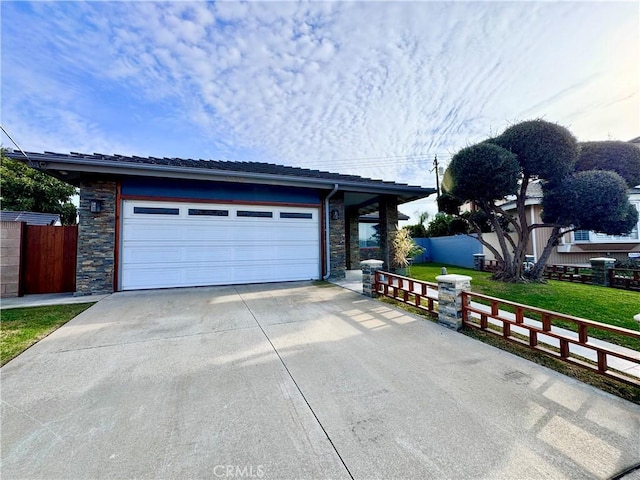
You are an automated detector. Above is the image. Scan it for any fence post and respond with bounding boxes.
[361,259,384,297]
[436,274,472,330]
[590,257,616,287]
[473,254,485,271]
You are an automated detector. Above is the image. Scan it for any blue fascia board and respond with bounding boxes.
[121,177,321,204]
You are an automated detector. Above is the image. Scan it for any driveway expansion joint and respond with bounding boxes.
[234,287,355,480]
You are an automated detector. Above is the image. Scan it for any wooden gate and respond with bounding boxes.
[22,225,78,294]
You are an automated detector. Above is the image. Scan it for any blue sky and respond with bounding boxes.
[1,1,638,218]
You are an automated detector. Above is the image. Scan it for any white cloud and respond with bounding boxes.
[2,0,638,198]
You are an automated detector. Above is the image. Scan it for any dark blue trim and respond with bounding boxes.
[121,177,321,204]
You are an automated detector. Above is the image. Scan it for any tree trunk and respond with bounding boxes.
[528,225,563,280]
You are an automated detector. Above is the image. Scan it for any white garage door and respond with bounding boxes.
[121,200,320,290]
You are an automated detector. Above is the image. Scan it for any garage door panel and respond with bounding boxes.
[122,246,184,264]
[182,246,235,262]
[123,224,183,242]
[121,200,320,290]
[185,225,234,241]
[122,267,184,289]
[184,266,233,284]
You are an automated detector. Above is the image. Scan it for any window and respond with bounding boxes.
[573,230,590,242]
[133,207,179,215]
[359,223,380,247]
[280,212,313,219]
[188,209,228,216]
[237,211,273,218]
[572,202,640,242]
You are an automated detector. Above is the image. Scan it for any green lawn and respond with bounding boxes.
[408,263,640,350]
[0,303,94,366]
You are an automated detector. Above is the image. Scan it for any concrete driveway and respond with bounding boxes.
[1,282,639,479]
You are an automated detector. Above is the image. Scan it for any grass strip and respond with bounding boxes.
[1,303,95,366]
[409,263,640,350]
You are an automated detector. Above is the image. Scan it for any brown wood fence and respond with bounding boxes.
[373,271,640,387]
[22,225,78,294]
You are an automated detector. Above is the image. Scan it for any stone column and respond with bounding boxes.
[473,253,485,271]
[436,274,472,330]
[590,257,616,287]
[361,259,384,297]
[345,210,360,270]
[76,179,117,295]
[328,193,346,279]
[378,196,398,271]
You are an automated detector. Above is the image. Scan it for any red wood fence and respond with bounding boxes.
[543,265,593,283]
[22,225,78,294]
[609,269,640,292]
[374,271,438,316]
[462,291,640,386]
[483,260,640,291]
[373,271,640,387]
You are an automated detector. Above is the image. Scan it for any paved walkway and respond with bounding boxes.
[0,292,109,310]
[2,282,639,479]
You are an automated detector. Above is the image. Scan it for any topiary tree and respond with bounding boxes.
[574,141,640,188]
[443,119,638,282]
[530,169,639,278]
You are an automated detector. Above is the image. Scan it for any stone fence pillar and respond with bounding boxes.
[473,254,485,271]
[436,274,472,330]
[361,259,384,297]
[590,257,616,287]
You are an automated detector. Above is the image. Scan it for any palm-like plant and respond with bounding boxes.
[392,228,422,268]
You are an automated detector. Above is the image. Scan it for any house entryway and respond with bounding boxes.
[329,269,363,293]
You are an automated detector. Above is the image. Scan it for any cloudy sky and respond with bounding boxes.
[1,1,638,218]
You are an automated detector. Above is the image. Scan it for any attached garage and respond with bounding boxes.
[121,200,320,290]
[5,150,434,295]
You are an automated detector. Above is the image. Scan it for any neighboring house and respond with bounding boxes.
[485,181,640,265]
[0,211,61,226]
[5,151,434,295]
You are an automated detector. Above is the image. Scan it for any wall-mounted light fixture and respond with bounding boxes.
[331,209,340,220]
[89,199,104,214]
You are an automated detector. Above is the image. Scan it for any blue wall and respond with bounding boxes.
[413,235,483,269]
[121,177,321,205]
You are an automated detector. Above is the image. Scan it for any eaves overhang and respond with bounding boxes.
[6,151,435,204]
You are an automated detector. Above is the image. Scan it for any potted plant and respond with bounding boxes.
[392,228,423,275]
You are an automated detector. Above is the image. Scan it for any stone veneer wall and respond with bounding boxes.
[360,247,381,262]
[346,212,359,269]
[76,180,117,295]
[1,221,23,297]
[436,274,472,330]
[378,196,398,271]
[361,259,384,297]
[590,257,616,287]
[328,193,346,279]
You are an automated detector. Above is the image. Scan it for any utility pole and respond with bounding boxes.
[431,154,440,198]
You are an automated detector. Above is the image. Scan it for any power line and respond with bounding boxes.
[321,152,453,162]
[314,155,452,170]
[0,125,29,160]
